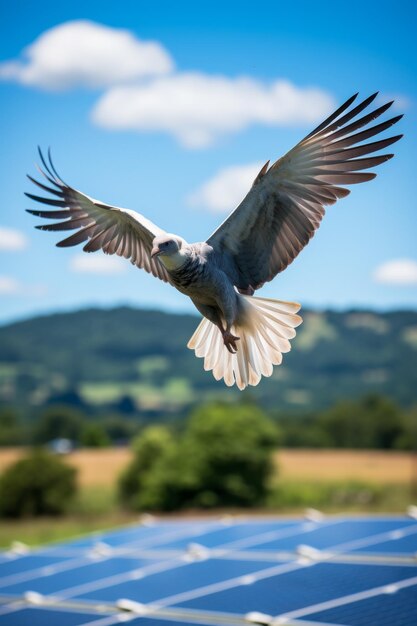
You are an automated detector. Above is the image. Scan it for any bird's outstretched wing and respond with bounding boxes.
[207,93,403,295]
[26,149,172,283]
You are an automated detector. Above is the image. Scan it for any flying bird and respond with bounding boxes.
[26,93,402,390]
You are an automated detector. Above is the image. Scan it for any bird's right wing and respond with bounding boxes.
[26,149,173,284]
[207,93,403,294]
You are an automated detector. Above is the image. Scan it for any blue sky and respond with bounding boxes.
[0,0,416,323]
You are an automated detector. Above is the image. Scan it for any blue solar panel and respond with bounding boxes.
[307,585,417,626]
[351,533,417,556]
[0,555,74,580]
[126,618,244,626]
[0,556,157,597]
[174,562,417,616]
[0,608,244,626]
[0,607,107,626]
[0,515,416,626]
[58,520,212,549]
[75,557,280,604]
[241,519,417,552]
[156,520,300,550]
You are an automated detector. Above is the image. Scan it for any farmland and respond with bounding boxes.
[0,447,414,487]
[275,449,415,484]
[0,447,414,547]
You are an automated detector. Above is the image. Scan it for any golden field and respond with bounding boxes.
[0,447,414,487]
[275,449,415,485]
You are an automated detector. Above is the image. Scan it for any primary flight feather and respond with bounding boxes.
[26,93,403,390]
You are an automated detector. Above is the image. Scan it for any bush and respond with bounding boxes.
[179,402,279,507]
[0,450,77,517]
[317,394,406,449]
[80,423,110,448]
[119,402,279,511]
[0,408,23,446]
[103,416,140,444]
[34,406,84,444]
[118,426,175,510]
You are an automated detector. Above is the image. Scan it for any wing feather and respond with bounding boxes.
[207,94,402,293]
[26,149,172,284]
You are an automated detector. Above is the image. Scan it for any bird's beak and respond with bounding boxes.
[151,246,161,258]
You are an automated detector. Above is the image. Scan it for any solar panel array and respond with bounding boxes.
[1,514,416,626]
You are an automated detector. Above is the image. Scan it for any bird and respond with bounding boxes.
[26,93,403,390]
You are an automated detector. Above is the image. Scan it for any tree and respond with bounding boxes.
[80,423,110,448]
[318,394,405,449]
[34,405,83,443]
[277,415,331,448]
[118,402,279,511]
[181,402,279,507]
[0,450,77,517]
[118,426,175,510]
[103,415,140,444]
[395,405,417,451]
[361,395,406,449]
[0,408,23,446]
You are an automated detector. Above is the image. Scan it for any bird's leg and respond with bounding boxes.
[190,299,240,353]
[215,294,241,354]
[222,327,240,354]
[211,319,239,353]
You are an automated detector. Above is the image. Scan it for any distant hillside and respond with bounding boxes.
[0,306,416,416]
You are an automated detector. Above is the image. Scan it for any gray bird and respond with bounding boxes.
[26,93,402,390]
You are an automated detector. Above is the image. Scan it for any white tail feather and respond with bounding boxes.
[187,295,302,390]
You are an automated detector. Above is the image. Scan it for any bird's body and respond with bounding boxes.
[167,242,238,326]
[26,93,403,389]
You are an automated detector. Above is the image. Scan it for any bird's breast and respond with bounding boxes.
[169,257,209,294]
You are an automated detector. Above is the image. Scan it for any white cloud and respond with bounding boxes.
[374,259,417,286]
[0,276,21,295]
[0,20,173,90]
[188,162,264,212]
[0,227,27,251]
[0,276,47,297]
[388,94,412,111]
[1,24,335,148]
[92,73,335,148]
[70,253,126,274]
[376,92,412,112]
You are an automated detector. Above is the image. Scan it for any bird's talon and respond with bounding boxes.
[223,332,240,353]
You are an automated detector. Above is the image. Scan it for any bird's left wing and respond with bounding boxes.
[206,93,403,294]
[26,149,172,284]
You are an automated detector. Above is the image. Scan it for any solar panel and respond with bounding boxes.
[302,583,417,626]
[0,608,109,626]
[228,519,417,553]
[350,531,417,556]
[151,520,300,551]
[173,562,417,616]
[0,515,416,626]
[0,555,75,579]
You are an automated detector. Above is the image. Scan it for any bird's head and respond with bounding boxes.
[151,235,188,270]
[151,235,183,258]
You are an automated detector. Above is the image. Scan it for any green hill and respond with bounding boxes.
[0,306,416,416]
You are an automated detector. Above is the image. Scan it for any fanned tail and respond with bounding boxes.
[187,295,302,390]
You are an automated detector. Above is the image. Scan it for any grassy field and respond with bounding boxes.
[0,447,415,548]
